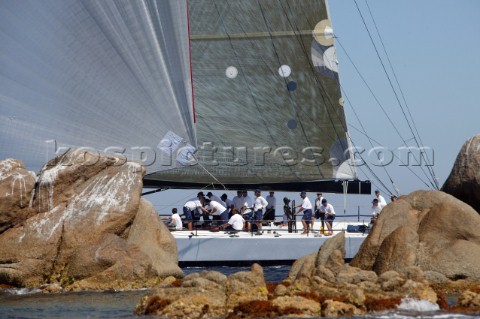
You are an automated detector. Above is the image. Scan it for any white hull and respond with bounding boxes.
[172,221,368,264]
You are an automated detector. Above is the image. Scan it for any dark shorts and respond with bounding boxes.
[315,210,325,220]
[302,209,312,224]
[264,208,275,221]
[219,210,229,222]
[326,213,335,226]
[243,209,253,221]
[253,209,263,222]
[183,206,194,221]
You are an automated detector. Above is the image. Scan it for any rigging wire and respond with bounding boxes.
[335,37,435,190]
[352,0,438,189]
[255,0,331,179]
[363,0,439,189]
[275,0,357,178]
[345,99,433,190]
[279,1,352,145]
[187,0,299,187]
[219,0,325,181]
[280,0,394,191]
[280,0,432,194]
[339,87,396,194]
[281,0,434,193]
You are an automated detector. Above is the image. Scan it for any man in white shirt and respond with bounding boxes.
[248,189,268,232]
[264,191,276,223]
[294,191,313,234]
[207,192,226,207]
[219,208,245,231]
[165,208,183,230]
[319,198,335,236]
[183,194,203,230]
[371,198,382,223]
[200,198,228,225]
[241,190,254,218]
[375,190,387,209]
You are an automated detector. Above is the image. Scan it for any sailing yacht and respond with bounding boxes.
[0,0,372,263]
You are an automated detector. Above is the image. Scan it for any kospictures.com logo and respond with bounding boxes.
[45,140,434,168]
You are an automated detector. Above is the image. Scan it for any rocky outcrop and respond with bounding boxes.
[137,234,466,318]
[442,135,480,213]
[0,151,181,289]
[351,190,480,280]
[0,159,36,233]
[288,232,377,286]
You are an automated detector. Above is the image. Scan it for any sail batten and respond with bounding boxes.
[190,30,328,41]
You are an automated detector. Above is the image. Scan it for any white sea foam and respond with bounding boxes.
[376,312,480,319]
[3,287,42,295]
[375,314,477,319]
[370,298,480,319]
[397,298,440,312]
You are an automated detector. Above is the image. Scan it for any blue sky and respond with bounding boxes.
[146,0,480,216]
[328,0,480,192]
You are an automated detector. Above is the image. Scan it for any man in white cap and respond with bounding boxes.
[295,191,313,234]
[248,189,268,232]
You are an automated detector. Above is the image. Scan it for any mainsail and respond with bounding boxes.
[0,0,370,193]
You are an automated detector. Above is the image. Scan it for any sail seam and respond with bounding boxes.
[186,0,196,125]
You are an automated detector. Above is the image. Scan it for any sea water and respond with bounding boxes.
[1,265,479,319]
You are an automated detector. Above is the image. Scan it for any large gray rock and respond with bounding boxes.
[0,151,181,288]
[288,232,376,287]
[0,159,36,234]
[351,190,480,280]
[442,135,480,213]
[287,232,346,282]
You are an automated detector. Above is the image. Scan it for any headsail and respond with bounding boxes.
[0,0,195,175]
[0,0,370,193]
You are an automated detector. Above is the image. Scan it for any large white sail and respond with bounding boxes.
[0,0,194,175]
[0,0,369,193]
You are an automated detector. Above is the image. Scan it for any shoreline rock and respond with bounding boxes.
[0,151,181,290]
[442,134,480,214]
[134,264,480,318]
[351,190,480,280]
